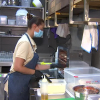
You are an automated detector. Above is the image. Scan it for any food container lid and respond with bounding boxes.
[0,16,7,18]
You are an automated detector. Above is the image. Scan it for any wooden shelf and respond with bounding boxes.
[0,25,27,28]
[0,6,43,10]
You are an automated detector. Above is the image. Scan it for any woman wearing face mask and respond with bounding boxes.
[5,13,66,100]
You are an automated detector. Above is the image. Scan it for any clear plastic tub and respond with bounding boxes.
[69,61,89,68]
[88,94,100,100]
[21,0,31,7]
[16,9,28,26]
[64,67,100,95]
[8,19,15,25]
[16,16,27,26]
[0,16,7,25]
[39,79,66,95]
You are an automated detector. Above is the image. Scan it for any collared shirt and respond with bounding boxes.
[10,33,37,72]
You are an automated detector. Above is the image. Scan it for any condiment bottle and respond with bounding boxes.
[41,75,48,100]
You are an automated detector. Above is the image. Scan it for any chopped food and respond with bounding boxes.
[74,85,99,94]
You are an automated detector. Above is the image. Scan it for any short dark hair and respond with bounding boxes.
[27,13,44,29]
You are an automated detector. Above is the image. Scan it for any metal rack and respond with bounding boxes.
[0,5,43,10]
[69,0,100,24]
[0,6,44,37]
[44,0,69,28]
[45,0,83,28]
[45,0,100,27]
[0,6,44,19]
[0,25,27,28]
[45,12,69,27]
[0,35,21,38]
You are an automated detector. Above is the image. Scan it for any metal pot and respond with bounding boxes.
[73,85,100,100]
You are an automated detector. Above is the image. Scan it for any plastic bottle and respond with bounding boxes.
[41,75,48,100]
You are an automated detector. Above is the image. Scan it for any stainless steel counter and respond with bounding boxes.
[30,89,71,100]
[29,76,71,100]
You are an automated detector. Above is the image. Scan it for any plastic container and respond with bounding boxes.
[64,67,100,95]
[40,75,48,100]
[8,19,15,25]
[40,79,66,95]
[69,61,89,68]
[88,94,100,100]
[16,9,28,26]
[0,16,7,25]
[21,0,31,7]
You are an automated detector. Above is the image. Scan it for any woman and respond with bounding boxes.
[6,14,65,100]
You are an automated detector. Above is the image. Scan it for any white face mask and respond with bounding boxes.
[34,29,43,37]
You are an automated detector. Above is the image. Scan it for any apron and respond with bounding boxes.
[8,33,39,100]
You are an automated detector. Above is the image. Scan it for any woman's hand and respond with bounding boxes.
[35,70,43,78]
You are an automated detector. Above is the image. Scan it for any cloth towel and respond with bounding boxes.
[56,24,70,38]
[81,22,99,53]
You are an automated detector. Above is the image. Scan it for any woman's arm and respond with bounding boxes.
[35,64,50,70]
[14,57,35,75]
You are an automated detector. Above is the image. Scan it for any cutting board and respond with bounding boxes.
[49,98,75,100]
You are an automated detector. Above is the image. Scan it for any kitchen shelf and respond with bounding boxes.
[0,5,43,10]
[0,35,21,38]
[46,0,83,27]
[0,5,44,38]
[0,25,27,28]
[69,0,100,25]
[47,0,100,27]
[0,35,43,38]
